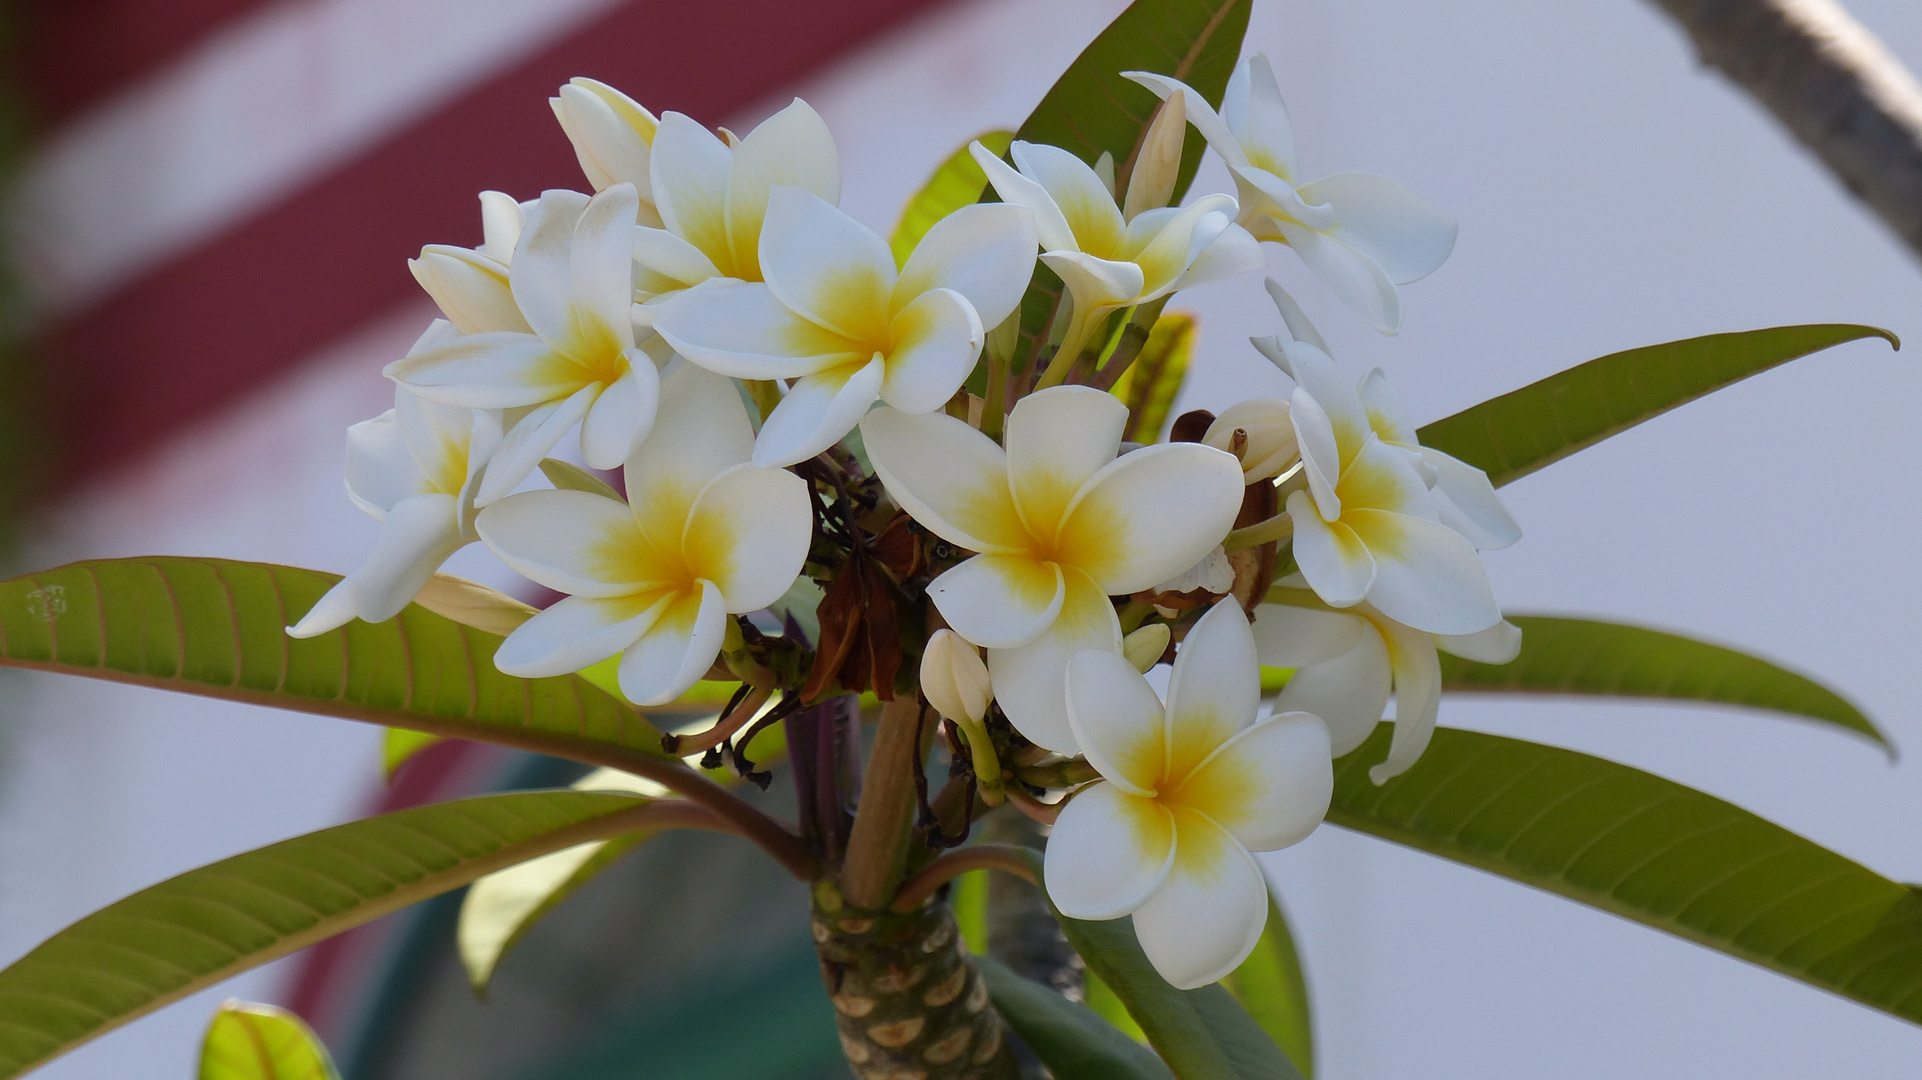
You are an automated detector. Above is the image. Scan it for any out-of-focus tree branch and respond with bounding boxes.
[1648,0,1922,260]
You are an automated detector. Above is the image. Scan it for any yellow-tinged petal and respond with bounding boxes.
[1043,781,1175,920]
[1172,711,1331,852]
[1065,649,1165,797]
[683,462,812,612]
[861,408,1032,555]
[893,202,1037,328]
[1130,808,1269,989]
[753,357,887,468]
[625,364,755,550]
[1010,141,1124,258]
[1287,488,1375,608]
[1055,441,1243,596]
[929,554,1064,651]
[410,247,527,335]
[877,287,980,415]
[618,580,728,705]
[985,567,1122,752]
[1162,599,1261,783]
[651,112,737,274]
[492,590,671,677]
[758,187,894,344]
[725,98,841,281]
[1348,508,1501,635]
[1004,386,1127,544]
[654,280,867,381]
[476,488,663,598]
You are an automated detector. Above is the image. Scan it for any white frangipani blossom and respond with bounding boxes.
[290,325,502,638]
[861,387,1244,751]
[1127,55,1456,333]
[387,183,661,505]
[969,138,1263,368]
[1253,577,1521,783]
[1278,338,1500,634]
[1046,599,1333,988]
[631,99,841,318]
[408,191,533,336]
[475,364,811,706]
[656,189,1037,466]
[551,77,666,227]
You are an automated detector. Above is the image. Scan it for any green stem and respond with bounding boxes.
[889,844,1041,913]
[1224,513,1294,552]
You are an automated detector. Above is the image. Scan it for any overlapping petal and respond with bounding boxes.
[649,113,735,273]
[286,494,464,638]
[1131,810,1271,989]
[1004,387,1128,540]
[877,288,980,414]
[619,581,728,705]
[758,187,893,343]
[683,462,813,611]
[475,488,653,598]
[1043,781,1175,921]
[1056,441,1243,595]
[410,247,526,334]
[577,362,658,470]
[724,99,841,280]
[1351,509,1500,635]
[1065,649,1166,796]
[1177,711,1332,851]
[894,203,1037,327]
[1296,172,1456,285]
[1271,615,1391,755]
[753,358,887,468]
[860,408,1030,555]
[928,555,1064,650]
[654,281,867,379]
[1163,600,1262,778]
[985,567,1122,751]
[493,591,667,678]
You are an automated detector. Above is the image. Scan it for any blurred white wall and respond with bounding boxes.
[8,0,1922,1076]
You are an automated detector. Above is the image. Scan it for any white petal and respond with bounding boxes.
[475,385,598,506]
[758,186,894,342]
[569,184,642,349]
[1228,164,1337,232]
[1339,435,1438,521]
[1281,338,1371,466]
[684,463,813,611]
[725,99,842,279]
[877,289,981,415]
[1233,55,1298,180]
[1202,397,1297,483]
[285,578,357,639]
[410,248,527,335]
[1127,197,1240,297]
[1250,601,1366,668]
[1275,218,1402,334]
[1275,620,1391,756]
[1357,368,1420,447]
[1005,386,1127,540]
[626,362,756,513]
[494,592,665,677]
[1056,441,1245,595]
[860,407,1031,554]
[510,190,591,344]
[286,494,463,636]
[895,203,1038,328]
[633,225,720,288]
[1120,70,1248,170]
[1289,383,1343,521]
[1045,782,1175,920]
[478,190,527,262]
[1164,599,1261,776]
[1065,649,1168,797]
[1132,811,1269,989]
[1010,141,1125,256]
[619,581,728,705]
[1372,616,1444,783]
[986,567,1121,752]
[922,630,992,726]
[1421,448,1522,550]
[651,113,736,272]
[1350,510,1501,635]
[1169,220,1265,292]
[1438,619,1523,664]
[385,333,570,409]
[653,280,864,380]
[1287,488,1376,608]
[971,141,1077,252]
[1262,277,1329,354]
[1180,710,1331,851]
[553,79,657,196]
[1297,172,1456,284]
[930,555,1064,650]
[395,386,476,487]
[578,360,657,470]
[1040,252,1146,347]
[343,410,423,516]
[475,488,648,597]
[752,358,885,468]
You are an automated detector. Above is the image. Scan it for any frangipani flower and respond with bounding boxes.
[387,184,660,505]
[408,191,533,336]
[631,100,840,317]
[656,189,1037,466]
[861,387,1243,751]
[1253,577,1520,783]
[1127,55,1456,333]
[551,78,666,227]
[475,364,811,705]
[1280,338,1499,634]
[290,326,501,638]
[969,139,1262,368]
[1046,599,1332,988]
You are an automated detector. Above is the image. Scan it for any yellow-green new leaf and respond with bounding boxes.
[1222,896,1314,1077]
[1442,615,1887,751]
[0,790,673,1080]
[1329,725,1922,1029]
[978,957,1174,1080]
[890,130,1013,267]
[199,1001,339,1080]
[1416,325,1897,489]
[382,728,443,780]
[1113,312,1197,442]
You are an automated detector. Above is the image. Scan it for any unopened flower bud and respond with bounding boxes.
[1204,399,1298,483]
[921,629,991,725]
[411,573,538,637]
[1123,90,1187,220]
[1121,623,1171,672]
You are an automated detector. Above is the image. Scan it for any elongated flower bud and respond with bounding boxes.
[1121,623,1171,672]
[1124,90,1187,220]
[921,629,991,725]
[1204,398,1298,483]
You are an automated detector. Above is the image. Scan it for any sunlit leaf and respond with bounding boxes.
[537,457,621,501]
[1444,615,1887,751]
[1113,312,1197,442]
[1417,325,1897,488]
[1329,724,1922,1029]
[889,130,1013,267]
[0,790,666,1079]
[198,1001,339,1080]
[381,728,444,780]
[1222,895,1314,1077]
[979,957,1174,1080]
[1084,969,1149,1043]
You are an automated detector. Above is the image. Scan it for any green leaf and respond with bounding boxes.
[199,1001,340,1080]
[382,728,443,780]
[1113,312,1197,442]
[537,458,621,501]
[1443,615,1887,751]
[1222,896,1314,1077]
[889,130,1013,267]
[1328,724,1922,1030]
[978,956,1174,1080]
[1084,969,1149,1043]
[0,557,678,769]
[1416,325,1898,489]
[0,790,663,1079]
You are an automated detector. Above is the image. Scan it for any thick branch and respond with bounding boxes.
[1648,0,1922,258]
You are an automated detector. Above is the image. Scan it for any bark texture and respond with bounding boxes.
[1648,0,1922,259]
[813,887,1019,1080]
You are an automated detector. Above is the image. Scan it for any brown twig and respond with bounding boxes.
[840,696,926,908]
[888,844,1042,913]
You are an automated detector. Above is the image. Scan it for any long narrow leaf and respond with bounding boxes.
[1222,896,1314,1077]
[1328,725,1922,1028]
[978,957,1174,1080]
[1443,615,1887,751]
[0,790,670,1079]
[1416,325,1897,488]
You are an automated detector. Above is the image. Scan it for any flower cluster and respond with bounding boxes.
[294,57,1518,989]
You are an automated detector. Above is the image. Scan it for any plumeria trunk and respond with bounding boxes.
[812,884,1019,1080]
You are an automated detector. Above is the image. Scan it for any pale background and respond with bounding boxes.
[6,0,1922,1075]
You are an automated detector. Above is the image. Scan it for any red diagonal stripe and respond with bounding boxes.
[42,0,951,489]
[23,0,275,125]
